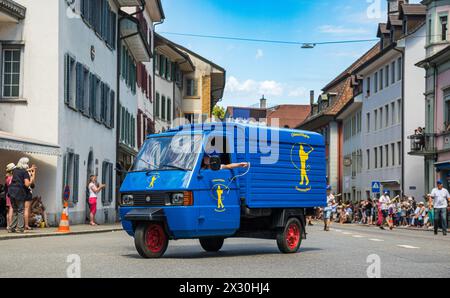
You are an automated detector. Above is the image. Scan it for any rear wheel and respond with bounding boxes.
[134,222,168,259]
[199,237,225,252]
[277,218,302,254]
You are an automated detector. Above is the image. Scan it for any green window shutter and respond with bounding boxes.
[155,93,160,117]
[101,161,107,204]
[167,98,171,122]
[73,154,80,204]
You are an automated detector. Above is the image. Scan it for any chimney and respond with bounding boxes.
[310,90,315,106]
[260,95,267,109]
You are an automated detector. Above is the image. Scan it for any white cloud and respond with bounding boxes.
[255,49,264,60]
[226,76,283,98]
[288,87,307,98]
[318,25,369,35]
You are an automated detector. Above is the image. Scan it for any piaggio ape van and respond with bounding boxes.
[119,123,326,258]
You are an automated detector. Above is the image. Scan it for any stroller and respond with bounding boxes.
[0,185,7,227]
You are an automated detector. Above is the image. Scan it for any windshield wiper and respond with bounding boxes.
[160,163,189,171]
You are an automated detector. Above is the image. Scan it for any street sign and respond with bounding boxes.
[63,185,70,201]
[372,182,381,193]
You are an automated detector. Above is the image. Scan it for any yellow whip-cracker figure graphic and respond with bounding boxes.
[147,174,160,189]
[216,185,225,210]
[291,132,314,193]
[299,144,314,186]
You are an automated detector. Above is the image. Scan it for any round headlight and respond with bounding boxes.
[171,193,184,205]
[121,195,134,206]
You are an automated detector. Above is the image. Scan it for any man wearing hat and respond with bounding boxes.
[379,190,394,230]
[430,180,449,236]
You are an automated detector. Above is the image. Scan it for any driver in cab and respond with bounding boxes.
[202,154,249,170]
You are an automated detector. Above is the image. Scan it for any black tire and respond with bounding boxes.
[134,222,169,259]
[199,237,225,252]
[276,217,303,254]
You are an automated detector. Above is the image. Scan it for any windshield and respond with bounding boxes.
[131,135,202,172]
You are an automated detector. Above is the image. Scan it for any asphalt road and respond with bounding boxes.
[1,223,449,278]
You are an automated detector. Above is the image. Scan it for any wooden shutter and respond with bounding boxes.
[64,54,70,105]
[108,163,113,204]
[109,90,115,128]
[137,110,142,148]
[136,63,142,88]
[101,161,107,204]
[148,75,152,101]
[73,154,80,204]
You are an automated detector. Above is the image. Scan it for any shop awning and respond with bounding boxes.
[0,131,60,156]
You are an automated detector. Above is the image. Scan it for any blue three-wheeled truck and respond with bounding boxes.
[119,123,326,258]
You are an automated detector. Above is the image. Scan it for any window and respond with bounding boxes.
[366,149,371,170]
[120,107,135,147]
[391,61,396,84]
[391,102,396,125]
[397,99,402,123]
[101,161,114,206]
[446,96,450,126]
[374,110,378,130]
[159,55,165,77]
[385,145,389,167]
[374,72,378,93]
[64,53,76,105]
[385,65,390,88]
[357,111,362,133]
[392,143,396,166]
[167,98,172,122]
[379,107,383,129]
[366,77,371,97]
[155,92,160,117]
[62,151,80,205]
[120,45,136,94]
[440,15,448,41]
[161,96,166,120]
[374,148,378,169]
[366,113,371,133]
[379,146,383,168]
[397,57,402,81]
[186,79,198,96]
[80,0,116,49]
[379,69,384,91]
[385,104,389,127]
[397,142,402,166]
[2,48,21,98]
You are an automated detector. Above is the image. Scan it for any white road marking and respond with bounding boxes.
[342,232,353,235]
[334,229,342,232]
[369,239,384,242]
[352,235,365,238]
[397,245,420,249]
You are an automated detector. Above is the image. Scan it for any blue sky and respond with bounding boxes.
[157,0,421,108]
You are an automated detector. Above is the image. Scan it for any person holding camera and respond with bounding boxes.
[24,163,37,230]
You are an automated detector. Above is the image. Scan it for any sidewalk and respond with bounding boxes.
[0,224,123,241]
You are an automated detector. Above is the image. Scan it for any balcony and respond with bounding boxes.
[120,16,151,62]
[115,0,144,7]
[408,133,436,156]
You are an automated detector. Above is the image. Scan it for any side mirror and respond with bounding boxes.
[209,156,222,171]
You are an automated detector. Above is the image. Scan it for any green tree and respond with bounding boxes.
[212,105,226,120]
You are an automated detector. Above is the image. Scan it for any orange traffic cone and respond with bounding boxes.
[57,201,70,233]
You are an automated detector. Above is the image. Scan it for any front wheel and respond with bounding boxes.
[199,237,225,252]
[277,218,302,254]
[134,222,169,259]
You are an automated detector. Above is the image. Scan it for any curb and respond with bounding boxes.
[0,227,123,241]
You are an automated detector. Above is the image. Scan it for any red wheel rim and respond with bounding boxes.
[286,223,300,250]
[145,224,166,253]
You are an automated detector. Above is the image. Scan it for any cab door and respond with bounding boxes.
[195,136,241,237]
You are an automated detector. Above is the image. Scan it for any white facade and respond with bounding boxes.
[402,25,427,197]
[339,102,363,202]
[358,27,426,199]
[0,0,119,225]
